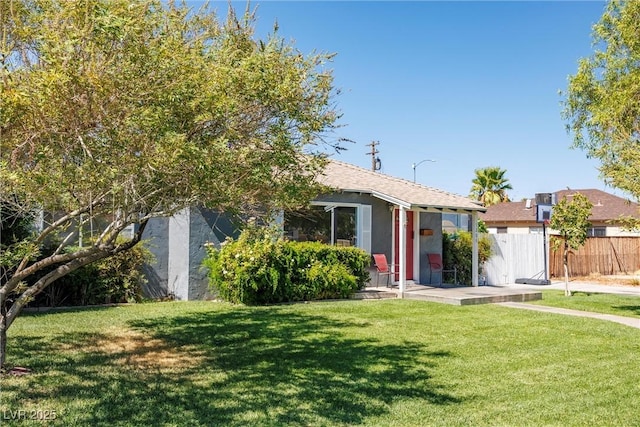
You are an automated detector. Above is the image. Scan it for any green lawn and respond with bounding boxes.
[2,300,639,426]
[533,290,640,318]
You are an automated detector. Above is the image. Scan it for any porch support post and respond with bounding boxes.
[472,210,479,287]
[399,206,406,296]
[330,207,335,245]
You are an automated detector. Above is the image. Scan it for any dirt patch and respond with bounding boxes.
[1,366,32,376]
[91,329,204,371]
[564,275,640,287]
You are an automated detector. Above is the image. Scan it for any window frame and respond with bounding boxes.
[284,202,372,252]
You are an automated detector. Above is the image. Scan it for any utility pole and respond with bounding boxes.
[366,141,381,172]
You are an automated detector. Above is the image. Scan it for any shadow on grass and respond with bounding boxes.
[5,306,458,426]
[612,305,640,316]
[566,292,640,317]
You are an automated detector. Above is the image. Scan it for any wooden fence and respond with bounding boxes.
[549,236,640,277]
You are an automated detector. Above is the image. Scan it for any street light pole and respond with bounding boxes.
[412,159,436,183]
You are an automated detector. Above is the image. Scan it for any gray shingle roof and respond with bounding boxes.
[318,159,486,212]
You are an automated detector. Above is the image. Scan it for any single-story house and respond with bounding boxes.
[480,188,640,236]
[141,159,487,300]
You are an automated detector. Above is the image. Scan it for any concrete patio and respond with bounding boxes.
[355,282,542,305]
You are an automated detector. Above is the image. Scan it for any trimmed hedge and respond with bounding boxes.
[203,228,370,305]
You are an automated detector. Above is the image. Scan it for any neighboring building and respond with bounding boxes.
[480,188,640,236]
[142,159,487,300]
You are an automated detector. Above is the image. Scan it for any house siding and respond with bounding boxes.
[142,207,239,300]
[140,217,170,299]
[488,224,640,237]
[599,226,640,237]
[315,192,393,259]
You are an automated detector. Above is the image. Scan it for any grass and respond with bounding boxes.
[1,300,639,426]
[533,290,640,318]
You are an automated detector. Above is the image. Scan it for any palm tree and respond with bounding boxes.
[469,167,513,206]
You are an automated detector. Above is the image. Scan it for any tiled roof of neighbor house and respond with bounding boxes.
[479,200,537,223]
[480,189,640,224]
[318,159,486,212]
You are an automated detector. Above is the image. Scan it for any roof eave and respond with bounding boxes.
[339,188,486,213]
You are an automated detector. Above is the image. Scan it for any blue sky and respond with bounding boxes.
[218,1,613,201]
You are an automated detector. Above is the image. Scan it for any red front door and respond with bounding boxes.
[394,209,414,280]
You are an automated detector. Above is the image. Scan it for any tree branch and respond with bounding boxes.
[5,218,149,328]
[4,245,104,293]
[14,196,107,273]
[5,250,108,328]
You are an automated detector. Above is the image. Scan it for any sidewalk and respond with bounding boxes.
[497,301,640,329]
[508,280,640,296]
[498,280,640,329]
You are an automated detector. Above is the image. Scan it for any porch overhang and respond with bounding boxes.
[317,161,489,293]
[335,188,486,292]
[341,188,486,214]
[370,190,411,209]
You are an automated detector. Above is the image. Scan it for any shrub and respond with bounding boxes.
[29,240,153,307]
[0,199,37,282]
[442,231,492,286]
[203,227,370,305]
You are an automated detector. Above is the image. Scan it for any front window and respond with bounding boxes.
[284,205,357,246]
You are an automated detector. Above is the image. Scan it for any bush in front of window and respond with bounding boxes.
[203,226,370,305]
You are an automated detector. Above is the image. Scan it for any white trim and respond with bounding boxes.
[399,206,406,295]
[416,206,486,214]
[334,188,485,213]
[311,201,361,208]
[306,201,371,252]
[370,191,412,209]
[330,208,335,244]
[472,210,479,287]
[392,207,420,288]
[391,208,396,285]
[358,204,372,253]
[413,210,420,282]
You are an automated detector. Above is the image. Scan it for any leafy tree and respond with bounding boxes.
[0,0,340,370]
[549,193,593,296]
[0,198,34,248]
[563,0,640,208]
[469,167,513,207]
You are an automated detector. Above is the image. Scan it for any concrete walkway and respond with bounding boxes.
[508,280,640,296]
[357,283,542,305]
[358,277,640,328]
[497,301,640,329]
[499,280,640,329]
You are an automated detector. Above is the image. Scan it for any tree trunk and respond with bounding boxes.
[1,297,7,371]
[0,219,148,370]
[563,241,571,297]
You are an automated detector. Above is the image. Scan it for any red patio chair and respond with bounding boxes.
[372,254,397,288]
[427,253,457,285]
